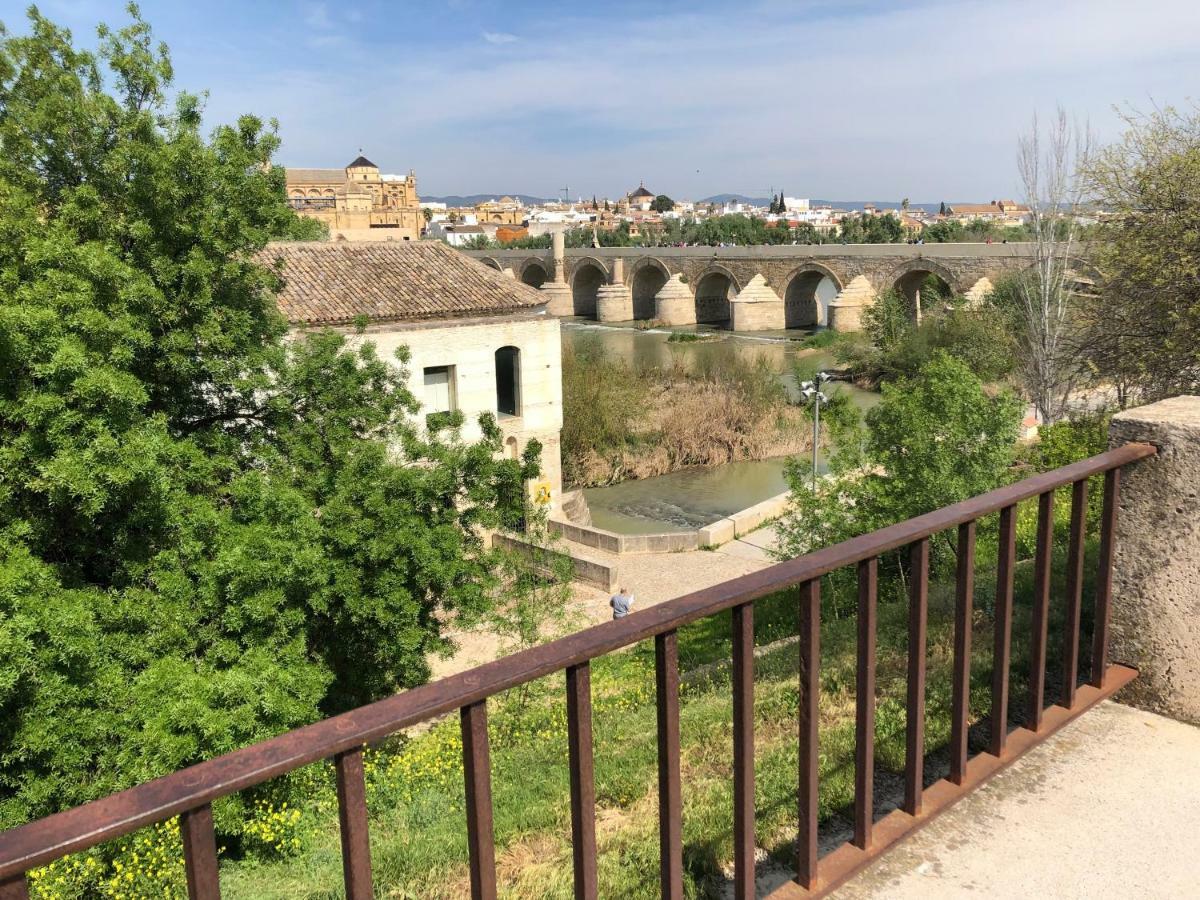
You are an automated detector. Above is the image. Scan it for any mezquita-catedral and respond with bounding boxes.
[285,153,422,241]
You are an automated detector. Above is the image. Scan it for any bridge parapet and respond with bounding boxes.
[463,243,1044,330]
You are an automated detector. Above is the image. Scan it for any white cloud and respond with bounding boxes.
[197,0,1200,199]
[482,31,518,45]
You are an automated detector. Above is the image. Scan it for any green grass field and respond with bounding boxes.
[213,523,1100,899]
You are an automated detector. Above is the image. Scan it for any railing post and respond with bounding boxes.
[655,631,683,900]
[904,539,929,816]
[1061,479,1088,709]
[990,505,1017,756]
[335,748,373,900]
[950,521,976,785]
[797,578,820,890]
[732,603,756,900]
[566,663,598,900]
[1028,491,1054,730]
[180,805,221,900]
[854,559,877,849]
[461,701,497,900]
[1091,467,1120,689]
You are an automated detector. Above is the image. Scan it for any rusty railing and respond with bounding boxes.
[0,442,1156,899]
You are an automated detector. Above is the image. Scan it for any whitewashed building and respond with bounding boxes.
[265,240,564,509]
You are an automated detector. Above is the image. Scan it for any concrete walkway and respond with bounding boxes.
[430,524,781,681]
[835,701,1200,899]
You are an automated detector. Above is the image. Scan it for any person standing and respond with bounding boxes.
[610,586,635,620]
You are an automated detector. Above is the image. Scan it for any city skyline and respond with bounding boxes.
[4,0,1199,200]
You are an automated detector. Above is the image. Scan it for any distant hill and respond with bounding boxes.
[699,194,942,213]
[423,194,554,206]
[425,192,945,213]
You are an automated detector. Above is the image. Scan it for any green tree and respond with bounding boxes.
[776,354,1021,609]
[652,194,674,213]
[1082,104,1200,402]
[0,5,535,827]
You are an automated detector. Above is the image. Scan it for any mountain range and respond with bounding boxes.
[425,193,944,213]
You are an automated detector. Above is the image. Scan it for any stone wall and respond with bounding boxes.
[338,312,564,509]
[1108,396,1200,725]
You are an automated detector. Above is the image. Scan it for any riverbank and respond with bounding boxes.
[562,327,819,488]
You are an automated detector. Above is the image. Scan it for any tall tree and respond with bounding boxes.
[1081,104,1200,403]
[1012,107,1092,421]
[0,5,534,826]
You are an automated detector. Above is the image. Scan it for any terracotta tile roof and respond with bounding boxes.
[948,203,1003,215]
[285,167,345,184]
[262,240,546,326]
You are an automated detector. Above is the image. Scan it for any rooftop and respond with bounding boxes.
[262,240,545,326]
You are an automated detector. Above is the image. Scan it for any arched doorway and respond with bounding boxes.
[631,262,669,320]
[572,263,605,318]
[520,261,548,289]
[893,269,953,320]
[783,268,842,328]
[695,270,736,325]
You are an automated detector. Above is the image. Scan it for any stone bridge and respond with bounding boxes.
[464,240,1042,331]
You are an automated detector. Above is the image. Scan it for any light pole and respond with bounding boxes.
[800,371,832,493]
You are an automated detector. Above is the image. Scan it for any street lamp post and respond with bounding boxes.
[800,371,832,493]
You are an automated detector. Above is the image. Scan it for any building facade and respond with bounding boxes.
[285,155,423,242]
[266,240,564,509]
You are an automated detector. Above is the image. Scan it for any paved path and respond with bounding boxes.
[833,701,1200,899]
[430,525,781,680]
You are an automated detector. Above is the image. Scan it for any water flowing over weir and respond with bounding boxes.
[561,323,878,534]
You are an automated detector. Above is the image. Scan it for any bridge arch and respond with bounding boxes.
[782,263,844,329]
[519,258,549,289]
[694,264,741,326]
[889,259,960,317]
[571,258,608,318]
[478,256,503,271]
[629,257,671,320]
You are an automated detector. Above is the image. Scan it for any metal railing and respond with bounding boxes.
[0,442,1156,900]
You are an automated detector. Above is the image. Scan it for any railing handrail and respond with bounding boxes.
[0,441,1156,880]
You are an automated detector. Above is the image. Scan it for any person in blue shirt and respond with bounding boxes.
[610,586,634,620]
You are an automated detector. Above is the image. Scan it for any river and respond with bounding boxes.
[561,323,878,534]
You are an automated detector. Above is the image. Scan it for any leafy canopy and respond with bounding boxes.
[776,353,1022,614]
[0,4,534,827]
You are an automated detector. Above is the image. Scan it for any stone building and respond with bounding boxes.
[475,197,526,225]
[265,240,563,509]
[624,182,655,212]
[285,154,423,242]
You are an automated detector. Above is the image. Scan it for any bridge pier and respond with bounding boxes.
[729,274,784,331]
[654,274,696,326]
[595,257,633,322]
[539,231,573,316]
[827,275,877,332]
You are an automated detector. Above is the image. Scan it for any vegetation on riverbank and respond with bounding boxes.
[561,338,815,487]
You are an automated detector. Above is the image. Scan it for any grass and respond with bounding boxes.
[797,329,841,350]
[210,508,1103,899]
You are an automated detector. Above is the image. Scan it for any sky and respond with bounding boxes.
[3,0,1199,201]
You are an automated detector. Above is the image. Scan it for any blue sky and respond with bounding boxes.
[4,0,1199,200]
